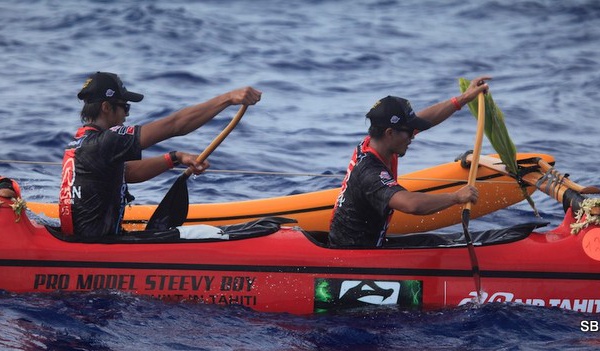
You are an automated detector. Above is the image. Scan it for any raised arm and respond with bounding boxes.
[138,87,261,149]
[416,75,491,127]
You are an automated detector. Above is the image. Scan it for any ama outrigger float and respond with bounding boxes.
[2,151,600,314]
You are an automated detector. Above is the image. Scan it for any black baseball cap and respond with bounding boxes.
[366,96,431,132]
[77,72,144,103]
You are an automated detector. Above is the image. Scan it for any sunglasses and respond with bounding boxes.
[111,102,131,114]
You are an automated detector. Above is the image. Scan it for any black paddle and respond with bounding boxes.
[461,92,485,303]
[146,105,248,231]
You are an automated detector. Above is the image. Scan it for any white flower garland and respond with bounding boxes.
[571,198,600,235]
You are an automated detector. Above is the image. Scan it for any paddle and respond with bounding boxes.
[146,105,248,231]
[461,92,485,303]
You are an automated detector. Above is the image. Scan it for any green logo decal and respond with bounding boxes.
[314,278,422,312]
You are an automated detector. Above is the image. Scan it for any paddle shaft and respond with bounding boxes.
[461,92,485,302]
[183,105,248,177]
[466,93,486,208]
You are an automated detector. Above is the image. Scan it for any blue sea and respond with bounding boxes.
[1,0,600,349]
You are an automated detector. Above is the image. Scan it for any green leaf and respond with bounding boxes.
[459,78,538,216]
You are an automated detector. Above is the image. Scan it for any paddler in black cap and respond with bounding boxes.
[59,71,261,238]
[329,76,491,247]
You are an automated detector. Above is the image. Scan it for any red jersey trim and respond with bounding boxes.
[59,148,76,235]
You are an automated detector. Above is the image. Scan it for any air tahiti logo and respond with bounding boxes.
[459,291,600,313]
[314,278,422,312]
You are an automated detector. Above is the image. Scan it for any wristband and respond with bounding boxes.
[164,151,180,168]
[169,151,180,167]
[163,153,174,168]
[451,97,462,111]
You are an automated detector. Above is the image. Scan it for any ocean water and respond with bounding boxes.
[1,0,600,349]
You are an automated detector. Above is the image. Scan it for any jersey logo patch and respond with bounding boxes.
[379,170,397,187]
[110,126,135,135]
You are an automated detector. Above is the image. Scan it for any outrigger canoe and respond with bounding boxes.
[2,153,600,314]
[27,152,553,233]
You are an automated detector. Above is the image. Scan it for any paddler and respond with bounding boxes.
[59,72,261,238]
[329,76,490,247]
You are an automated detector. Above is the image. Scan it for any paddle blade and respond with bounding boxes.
[461,208,482,302]
[146,175,190,231]
[461,209,472,242]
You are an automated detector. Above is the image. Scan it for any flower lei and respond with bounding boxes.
[571,198,600,235]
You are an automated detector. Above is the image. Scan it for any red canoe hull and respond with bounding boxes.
[2,202,600,315]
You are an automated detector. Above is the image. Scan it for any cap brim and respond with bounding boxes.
[123,91,144,102]
[407,116,432,131]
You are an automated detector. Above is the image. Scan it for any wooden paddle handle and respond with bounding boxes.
[465,93,486,211]
[183,105,248,177]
